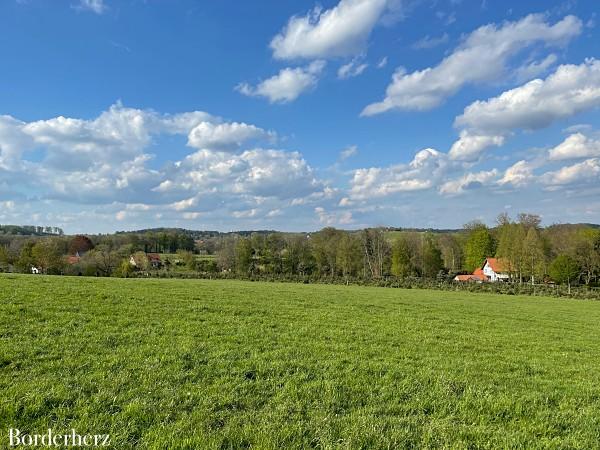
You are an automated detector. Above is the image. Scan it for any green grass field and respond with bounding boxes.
[1,275,600,449]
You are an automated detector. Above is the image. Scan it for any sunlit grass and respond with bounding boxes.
[1,274,600,448]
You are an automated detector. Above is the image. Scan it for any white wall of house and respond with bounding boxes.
[483,261,509,282]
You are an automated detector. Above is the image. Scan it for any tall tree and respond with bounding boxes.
[0,245,11,272]
[361,228,390,279]
[31,239,65,274]
[422,234,443,279]
[391,235,413,278]
[235,238,254,275]
[572,228,600,285]
[337,233,361,280]
[549,254,580,294]
[523,227,545,284]
[463,223,495,272]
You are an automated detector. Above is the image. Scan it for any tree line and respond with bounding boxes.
[0,214,599,290]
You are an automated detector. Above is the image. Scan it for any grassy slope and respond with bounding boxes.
[1,275,599,449]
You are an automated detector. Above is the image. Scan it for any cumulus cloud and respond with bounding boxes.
[349,148,447,199]
[448,131,505,161]
[0,103,326,221]
[187,122,274,152]
[362,14,581,115]
[498,160,536,187]
[548,133,600,161]
[0,115,32,170]
[455,59,600,134]
[163,149,324,201]
[439,169,499,195]
[449,58,600,161]
[540,158,600,187]
[270,0,390,60]
[237,61,326,103]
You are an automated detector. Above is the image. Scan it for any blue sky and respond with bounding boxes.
[1,0,599,233]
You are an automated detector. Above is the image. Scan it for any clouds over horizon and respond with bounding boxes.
[0,103,332,229]
[449,58,600,161]
[3,3,600,231]
[362,14,582,115]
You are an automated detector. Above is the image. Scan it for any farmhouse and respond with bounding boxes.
[129,252,162,269]
[482,258,510,282]
[454,258,510,282]
[147,253,162,268]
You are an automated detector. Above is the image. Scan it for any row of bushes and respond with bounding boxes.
[124,271,600,300]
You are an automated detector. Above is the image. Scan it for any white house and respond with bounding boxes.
[481,258,510,282]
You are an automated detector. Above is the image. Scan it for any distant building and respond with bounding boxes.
[66,252,81,265]
[454,258,510,283]
[147,253,162,269]
[130,252,162,269]
[482,258,510,282]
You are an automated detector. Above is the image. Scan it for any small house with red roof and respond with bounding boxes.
[482,257,510,282]
[454,258,510,283]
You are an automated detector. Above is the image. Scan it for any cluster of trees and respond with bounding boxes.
[0,215,599,290]
[215,213,600,288]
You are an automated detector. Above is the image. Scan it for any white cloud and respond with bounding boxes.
[498,160,536,187]
[514,53,558,82]
[337,59,369,79]
[161,148,324,202]
[548,133,600,161]
[448,131,505,161]
[377,56,388,69]
[315,207,353,226]
[270,0,390,60]
[0,115,31,170]
[0,103,326,220]
[349,148,446,199]
[76,0,107,14]
[187,122,274,152]
[439,169,499,195]
[237,61,326,103]
[541,158,600,186]
[450,58,600,161]
[362,14,581,115]
[456,59,600,134]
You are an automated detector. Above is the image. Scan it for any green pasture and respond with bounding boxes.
[1,275,599,448]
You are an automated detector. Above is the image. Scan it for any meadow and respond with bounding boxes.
[1,275,600,449]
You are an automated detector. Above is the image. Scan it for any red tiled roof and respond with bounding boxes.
[484,257,508,273]
[472,268,485,278]
[455,274,483,282]
[147,253,161,262]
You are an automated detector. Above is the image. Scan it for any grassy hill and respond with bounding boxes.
[1,275,600,448]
